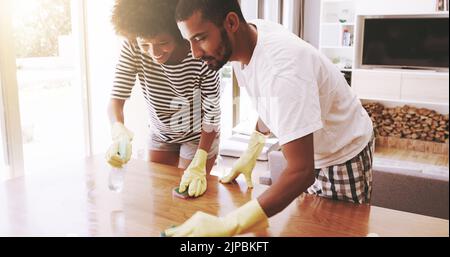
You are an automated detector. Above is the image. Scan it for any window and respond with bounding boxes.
[11,0,86,173]
[0,0,25,179]
[231,0,306,133]
[219,64,234,141]
[0,0,90,178]
[84,0,122,157]
[233,0,260,132]
[0,87,6,181]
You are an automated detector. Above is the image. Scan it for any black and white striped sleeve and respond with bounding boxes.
[200,64,221,127]
[111,40,138,100]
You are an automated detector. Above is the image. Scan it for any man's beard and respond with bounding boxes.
[201,28,232,71]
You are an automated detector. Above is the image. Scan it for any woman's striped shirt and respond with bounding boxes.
[111,40,221,143]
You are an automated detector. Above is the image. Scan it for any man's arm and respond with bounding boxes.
[220,117,267,188]
[164,133,316,236]
[108,98,125,125]
[257,133,316,217]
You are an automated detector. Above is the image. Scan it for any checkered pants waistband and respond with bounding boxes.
[307,135,375,204]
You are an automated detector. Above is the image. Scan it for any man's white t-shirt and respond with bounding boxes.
[232,19,373,168]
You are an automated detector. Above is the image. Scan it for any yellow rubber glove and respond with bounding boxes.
[106,122,134,168]
[179,149,208,197]
[164,199,268,237]
[220,131,266,188]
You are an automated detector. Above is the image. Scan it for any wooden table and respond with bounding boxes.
[0,156,448,237]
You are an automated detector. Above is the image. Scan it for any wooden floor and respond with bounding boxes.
[375,147,449,167]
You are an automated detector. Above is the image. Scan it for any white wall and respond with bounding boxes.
[356,0,437,15]
[350,0,449,108]
[304,0,321,48]
[0,76,6,180]
[241,0,259,20]
[303,0,440,49]
[85,0,148,159]
[86,0,118,156]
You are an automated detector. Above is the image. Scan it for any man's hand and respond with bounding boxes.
[220,131,266,188]
[179,149,208,197]
[164,199,268,237]
[106,122,133,168]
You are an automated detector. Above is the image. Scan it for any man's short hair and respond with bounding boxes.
[111,0,182,41]
[175,0,246,26]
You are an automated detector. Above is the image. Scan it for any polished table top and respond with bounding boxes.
[0,156,448,237]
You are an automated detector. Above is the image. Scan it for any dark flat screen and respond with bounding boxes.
[363,18,449,68]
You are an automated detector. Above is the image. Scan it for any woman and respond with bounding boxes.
[106,0,221,198]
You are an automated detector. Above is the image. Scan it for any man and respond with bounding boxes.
[106,0,221,198]
[164,0,374,236]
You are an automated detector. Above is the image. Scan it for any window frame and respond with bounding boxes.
[0,0,92,179]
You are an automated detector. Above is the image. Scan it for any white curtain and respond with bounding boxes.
[240,0,305,38]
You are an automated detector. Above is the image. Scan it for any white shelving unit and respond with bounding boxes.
[352,12,449,109]
[317,0,449,111]
[319,0,356,75]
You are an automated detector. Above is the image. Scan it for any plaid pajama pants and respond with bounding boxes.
[307,135,375,204]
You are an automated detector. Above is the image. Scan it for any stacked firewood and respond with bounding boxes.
[363,103,449,143]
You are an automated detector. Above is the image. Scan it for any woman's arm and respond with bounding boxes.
[198,124,218,152]
[108,98,126,124]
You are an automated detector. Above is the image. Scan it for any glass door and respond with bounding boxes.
[0,0,24,180]
[10,0,86,174]
[0,89,6,181]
